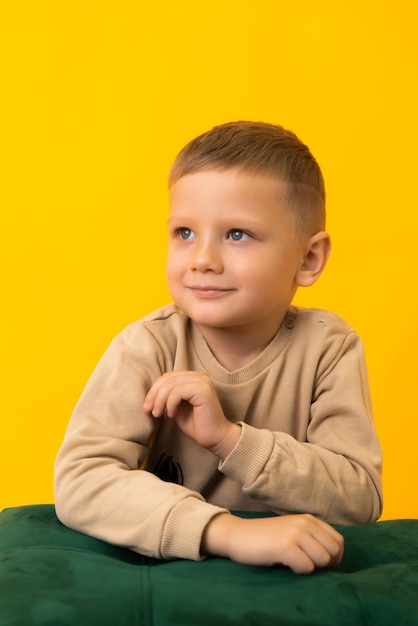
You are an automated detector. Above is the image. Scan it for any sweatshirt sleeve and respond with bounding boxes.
[218,330,383,525]
[54,324,228,561]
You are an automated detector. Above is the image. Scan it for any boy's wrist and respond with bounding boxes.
[200,512,237,558]
[209,423,242,460]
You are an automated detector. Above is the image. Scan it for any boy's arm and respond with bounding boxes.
[217,332,383,525]
[54,326,228,562]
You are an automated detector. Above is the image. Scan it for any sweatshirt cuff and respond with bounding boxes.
[161,497,229,561]
[218,422,274,487]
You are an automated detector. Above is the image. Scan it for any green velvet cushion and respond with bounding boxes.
[1,505,417,625]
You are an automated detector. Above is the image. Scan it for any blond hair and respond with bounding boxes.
[169,121,325,237]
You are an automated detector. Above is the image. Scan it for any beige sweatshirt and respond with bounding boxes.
[54,304,383,561]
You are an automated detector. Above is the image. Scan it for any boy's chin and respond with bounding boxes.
[190,312,250,331]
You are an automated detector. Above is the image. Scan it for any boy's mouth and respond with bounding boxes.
[188,286,234,298]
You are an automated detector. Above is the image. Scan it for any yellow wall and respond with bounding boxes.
[1,1,417,519]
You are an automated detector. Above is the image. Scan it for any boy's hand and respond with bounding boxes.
[143,371,241,459]
[201,513,344,574]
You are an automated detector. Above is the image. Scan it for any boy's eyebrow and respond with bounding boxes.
[167,216,192,228]
[167,214,268,229]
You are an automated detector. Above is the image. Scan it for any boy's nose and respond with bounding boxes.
[191,240,223,273]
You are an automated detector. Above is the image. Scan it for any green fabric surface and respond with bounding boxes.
[1,505,418,625]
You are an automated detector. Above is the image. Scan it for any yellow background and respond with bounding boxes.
[1,1,417,519]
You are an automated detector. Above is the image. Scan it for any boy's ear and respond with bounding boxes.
[296,231,331,287]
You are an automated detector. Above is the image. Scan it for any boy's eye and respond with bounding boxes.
[227,229,250,241]
[177,228,196,240]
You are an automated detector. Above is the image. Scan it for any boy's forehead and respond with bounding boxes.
[169,168,288,203]
[170,166,285,185]
[168,169,295,231]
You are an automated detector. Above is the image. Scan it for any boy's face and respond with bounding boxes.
[166,168,308,338]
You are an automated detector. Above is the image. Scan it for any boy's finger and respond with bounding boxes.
[143,374,176,414]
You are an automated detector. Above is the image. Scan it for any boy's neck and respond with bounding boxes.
[193,319,284,372]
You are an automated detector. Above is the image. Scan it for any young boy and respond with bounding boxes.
[54,121,383,574]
